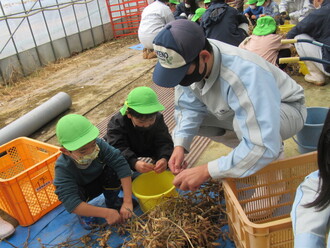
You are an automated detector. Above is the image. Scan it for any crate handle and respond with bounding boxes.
[0,151,7,158]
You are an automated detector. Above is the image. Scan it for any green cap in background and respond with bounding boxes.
[191,8,206,22]
[246,0,257,4]
[56,114,100,151]
[252,16,277,36]
[169,0,180,4]
[256,0,266,6]
[120,86,165,115]
[204,0,211,3]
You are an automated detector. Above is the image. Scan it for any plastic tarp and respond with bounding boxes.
[2,194,235,248]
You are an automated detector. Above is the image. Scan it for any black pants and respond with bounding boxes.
[78,165,121,207]
[276,49,291,70]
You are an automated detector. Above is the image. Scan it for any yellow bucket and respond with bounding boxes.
[278,24,296,33]
[132,171,178,212]
[298,61,309,75]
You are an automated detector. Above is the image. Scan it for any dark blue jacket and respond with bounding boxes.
[200,2,249,46]
[287,0,330,73]
[243,6,264,19]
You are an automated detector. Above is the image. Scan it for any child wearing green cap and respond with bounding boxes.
[104,86,173,175]
[239,16,291,69]
[54,114,135,230]
[191,7,206,23]
[243,0,264,25]
[168,0,179,13]
[257,0,280,20]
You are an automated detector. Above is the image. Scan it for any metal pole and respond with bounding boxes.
[96,0,106,41]
[71,0,84,50]
[39,0,57,62]
[84,1,96,46]
[20,0,42,67]
[55,0,71,56]
[0,1,25,76]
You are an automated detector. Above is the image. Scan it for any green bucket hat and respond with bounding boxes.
[192,8,207,22]
[120,86,165,115]
[169,0,180,4]
[56,114,99,151]
[204,0,211,3]
[252,16,277,36]
[256,0,266,6]
[246,0,257,4]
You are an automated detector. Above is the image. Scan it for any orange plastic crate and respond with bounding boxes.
[0,137,61,226]
[223,152,318,248]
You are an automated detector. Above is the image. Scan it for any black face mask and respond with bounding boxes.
[179,57,207,87]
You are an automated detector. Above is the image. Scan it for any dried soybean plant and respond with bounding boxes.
[36,180,228,248]
[120,180,228,248]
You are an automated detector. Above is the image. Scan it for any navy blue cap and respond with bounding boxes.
[152,19,206,88]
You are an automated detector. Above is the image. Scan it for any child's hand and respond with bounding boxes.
[154,158,168,173]
[120,201,133,221]
[135,161,154,173]
[260,14,266,17]
[251,15,256,19]
[245,13,249,17]
[104,208,121,225]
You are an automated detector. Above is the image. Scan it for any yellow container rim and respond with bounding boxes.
[132,171,176,200]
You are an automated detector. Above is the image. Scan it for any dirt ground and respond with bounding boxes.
[0,36,156,146]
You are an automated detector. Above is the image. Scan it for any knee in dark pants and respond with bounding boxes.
[103,189,121,209]
[102,165,121,189]
[277,49,292,70]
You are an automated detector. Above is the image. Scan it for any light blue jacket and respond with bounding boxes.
[291,170,330,248]
[173,39,305,179]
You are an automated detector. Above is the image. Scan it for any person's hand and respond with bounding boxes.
[245,13,249,17]
[168,146,187,175]
[120,201,133,221]
[154,158,168,173]
[280,11,287,16]
[173,164,211,191]
[104,208,122,225]
[251,15,256,19]
[260,14,265,17]
[135,161,154,173]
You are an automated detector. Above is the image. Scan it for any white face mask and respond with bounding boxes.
[250,4,256,9]
[72,144,100,169]
[185,3,191,8]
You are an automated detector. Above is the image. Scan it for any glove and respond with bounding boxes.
[188,14,194,20]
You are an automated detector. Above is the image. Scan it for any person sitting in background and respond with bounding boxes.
[191,7,207,24]
[54,114,134,230]
[138,0,174,59]
[174,0,199,20]
[243,0,264,25]
[168,0,180,12]
[279,0,315,24]
[204,0,212,8]
[286,0,329,86]
[0,217,15,240]
[239,16,291,69]
[200,0,249,46]
[291,109,330,248]
[104,87,173,175]
[257,0,280,22]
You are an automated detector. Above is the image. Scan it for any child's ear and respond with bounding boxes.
[60,147,71,156]
[127,113,132,119]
